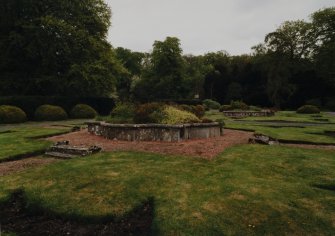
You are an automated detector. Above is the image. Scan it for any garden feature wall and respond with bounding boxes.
[87,122,222,142]
[222,110,275,118]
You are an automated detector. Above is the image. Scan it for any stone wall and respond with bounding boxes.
[86,122,222,142]
[222,110,275,118]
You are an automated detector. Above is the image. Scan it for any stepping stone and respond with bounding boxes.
[45,141,102,158]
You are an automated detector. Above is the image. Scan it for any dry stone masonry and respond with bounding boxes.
[86,122,223,142]
[222,110,275,118]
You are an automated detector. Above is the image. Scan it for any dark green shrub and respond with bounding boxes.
[219,105,232,112]
[296,105,320,114]
[109,103,136,123]
[325,99,335,111]
[192,105,205,118]
[35,105,68,121]
[179,104,193,113]
[0,105,27,124]
[203,99,221,110]
[134,103,164,123]
[201,118,214,123]
[70,104,97,119]
[230,100,249,110]
[0,96,115,119]
[306,99,322,108]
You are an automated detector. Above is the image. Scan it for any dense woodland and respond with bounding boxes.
[0,0,334,109]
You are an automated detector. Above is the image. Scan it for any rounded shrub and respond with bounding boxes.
[159,106,201,124]
[35,105,68,121]
[192,105,205,118]
[134,103,163,123]
[0,105,27,124]
[203,99,221,110]
[296,105,320,114]
[219,105,232,112]
[230,100,249,110]
[70,104,97,119]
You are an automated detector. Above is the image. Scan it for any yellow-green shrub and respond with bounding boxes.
[159,106,201,124]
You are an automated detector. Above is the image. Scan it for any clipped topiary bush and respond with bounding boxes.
[70,104,97,119]
[296,105,320,114]
[0,105,27,124]
[203,99,221,110]
[35,105,68,121]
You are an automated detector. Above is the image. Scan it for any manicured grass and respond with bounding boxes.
[0,126,71,162]
[206,111,335,144]
[227,123,335,144]
[0,146,334,235]
[206,110,335,123]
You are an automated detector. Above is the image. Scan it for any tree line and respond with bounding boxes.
[0,1,334,109]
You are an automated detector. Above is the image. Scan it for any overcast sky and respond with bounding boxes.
[106,0,334,55]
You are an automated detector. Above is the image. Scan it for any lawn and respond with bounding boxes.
[0,120,89,162]
[206,110,335,144]
[0,146,334,235]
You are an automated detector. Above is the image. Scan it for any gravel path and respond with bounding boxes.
[48,129,254,160]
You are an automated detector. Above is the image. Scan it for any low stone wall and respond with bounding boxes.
[222,110,275,118]
[86,122,222,142]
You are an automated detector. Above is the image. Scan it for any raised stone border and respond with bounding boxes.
[86,122,223,142]
[222,110,275,118]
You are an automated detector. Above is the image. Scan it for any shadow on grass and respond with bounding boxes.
[313,184,335,192]
[0,190,154,236]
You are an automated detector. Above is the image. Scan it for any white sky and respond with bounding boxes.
[106,0,334,55]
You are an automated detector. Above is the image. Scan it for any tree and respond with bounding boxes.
[133,37,189,101]
[312,7,335,93]
[0,0,124,96]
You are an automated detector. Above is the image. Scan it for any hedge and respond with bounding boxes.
[0,105,27,124]
[70,104,97,119]
[0,96,115,119]
[35,105,68,121]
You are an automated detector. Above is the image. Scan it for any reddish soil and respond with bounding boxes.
[47,129,253,159]
[0,157,59,176]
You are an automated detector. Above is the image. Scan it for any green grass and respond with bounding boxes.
[206,110,335,144]
[1,146,335,235]
[206,110,335,123]
[0,124,74,162]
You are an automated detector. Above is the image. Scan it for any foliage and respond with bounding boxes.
[192,105,205,118]
[0,0,124,96]
[109,103,136,123]
[159,106,201,125]
[230,100,249,110]
[70,104,97,119]
[203,99,221,110]
[297,105,320,114]
[201,118,214,123]
[132,37,190,101]
[0,96,114,119]
[0,105,27,124]
[34,105,68,121]
[133,103,163,123]
[219,105,232,112]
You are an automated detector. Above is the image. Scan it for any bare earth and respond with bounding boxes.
[47,129,253,160]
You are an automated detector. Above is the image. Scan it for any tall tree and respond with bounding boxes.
[0,0,124,96]
[133,37,189,101]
